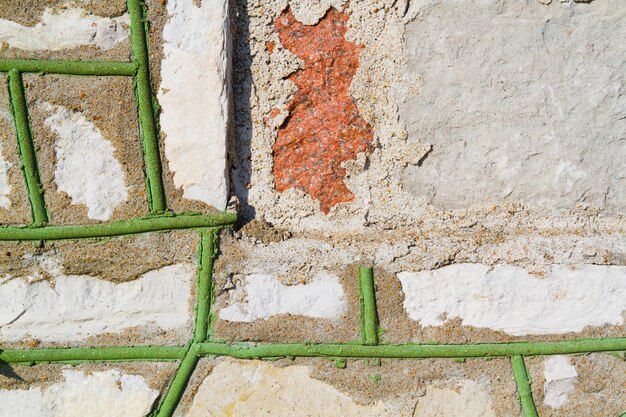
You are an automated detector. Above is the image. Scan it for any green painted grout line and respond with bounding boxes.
[0,212,236,241]
[151,343,200,417]
[358,266,379,345]
[128,0,167,213]
[0,346,186,364]
[194,230,218,342]
[512,355,540,417]
[196,337,626,359]
[7,69,48,225]
[2,338,623,365]
[0,59,136,76]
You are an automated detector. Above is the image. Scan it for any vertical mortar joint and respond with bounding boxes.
[358,266,379,345]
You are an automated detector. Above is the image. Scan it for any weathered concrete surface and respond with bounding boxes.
[0,369,159,417]
[0,262,193,343]
[400,0,626,211]
[40,103,128,221]
[0,7,129,52]
[219,272,346,322]
[398,263,626,336]
[157,0,230,210]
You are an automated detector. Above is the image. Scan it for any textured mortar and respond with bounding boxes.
[26,74,148,224]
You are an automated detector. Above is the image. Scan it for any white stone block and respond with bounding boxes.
[0,369,158,417]
[219,272,346,322]
[158,0,230,210]
[398,263,626,335]
[0,262,194,342]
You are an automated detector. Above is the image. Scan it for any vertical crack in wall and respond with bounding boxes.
[273,7,374,214]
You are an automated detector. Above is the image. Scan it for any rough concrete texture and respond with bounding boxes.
[157,0,230,210]
[526,353,626,417]
[0,362,176,417]
[400,0,625,212]
[0,0,624,413]
[181,357,520,417]
[0,231,198,348]
[227,0,626,339]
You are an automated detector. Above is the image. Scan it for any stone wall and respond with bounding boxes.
[0,0,624,416]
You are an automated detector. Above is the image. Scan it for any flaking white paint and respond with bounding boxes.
[543,355,578,409]
[0,369,158,417]
[41,103,128,221]
[158,0,230,209]
[0,261,193,342]
[398,264,626,336]
[0,8,129,51]
[219,272,346,322]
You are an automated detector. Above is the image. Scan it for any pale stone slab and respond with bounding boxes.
[398,263,626,336]
[400,0,626,211]
[0,262,193,342]
[185,358,499,417]
[158,0,230,210]
[0,8,128,51]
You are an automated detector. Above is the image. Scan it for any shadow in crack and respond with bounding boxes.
[0,357,26,383]
[229,0,256,229]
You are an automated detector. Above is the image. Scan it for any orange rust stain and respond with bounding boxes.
[266,41,276,54]
[273,7,374,214]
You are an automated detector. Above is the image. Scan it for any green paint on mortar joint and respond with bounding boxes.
[0,212,236,241]
[150,343,199,417]
[0,346,186,364]
[512,355,540,417]
[358,266,379,345]
[195,337,626,359]
[194,230,219,342]
[0,59,136,76]
[128,0,167,213]
[7,69,49,225]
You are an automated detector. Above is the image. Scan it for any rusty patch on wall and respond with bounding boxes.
[273,6,374,214]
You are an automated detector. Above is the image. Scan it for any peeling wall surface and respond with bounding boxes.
[0,0,624,415]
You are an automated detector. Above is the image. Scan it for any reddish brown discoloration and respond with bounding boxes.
[273,7,373,214]
[266,41,276,54]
